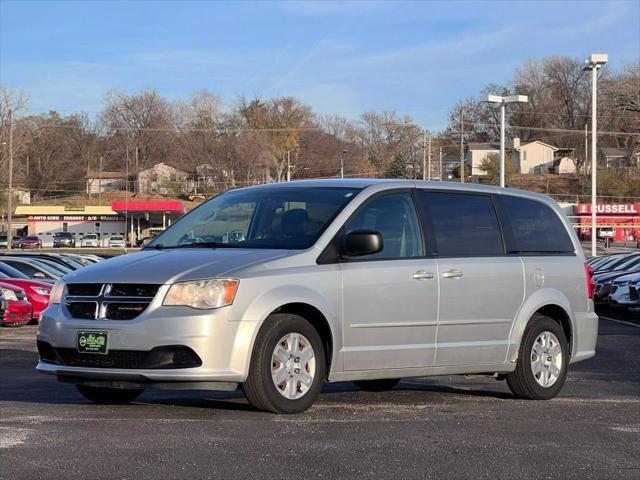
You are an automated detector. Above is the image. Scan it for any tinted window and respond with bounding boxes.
[345,192,423,259]
[418,192,504,256]
[500,196,574,254]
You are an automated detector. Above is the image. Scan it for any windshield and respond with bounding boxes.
[148,186,360,250]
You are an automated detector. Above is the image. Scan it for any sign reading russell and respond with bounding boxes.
[576,204,640,215]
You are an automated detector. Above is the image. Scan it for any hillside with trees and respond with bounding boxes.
[0,56,638,202]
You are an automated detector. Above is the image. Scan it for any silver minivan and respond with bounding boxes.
[37,180,598,413]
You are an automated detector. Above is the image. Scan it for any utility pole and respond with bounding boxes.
[6,109,13,251]
[459,107,465,183]
[439,146,443,181]
[427,133,432,181]
[98,156,103,205]
[340,150,347,179]
[422,131,427,181]
[286,150,292,182]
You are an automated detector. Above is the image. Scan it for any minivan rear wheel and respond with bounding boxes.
[243,313,326,414]
[353,379,400,391]
[506,314,568,400]
[76,385,143,404]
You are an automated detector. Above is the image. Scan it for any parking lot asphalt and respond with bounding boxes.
[1,313,639,480]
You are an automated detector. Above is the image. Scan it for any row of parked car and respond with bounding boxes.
[0,233,126,249]
[588,252,640,313]
[0,252,103,327]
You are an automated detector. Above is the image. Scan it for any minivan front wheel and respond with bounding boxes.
[243,313,326,414]
[506,314,568,400]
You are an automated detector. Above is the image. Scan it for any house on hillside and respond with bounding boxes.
[12,187,31,205]
[467,139,577,176]
[600,147,639,168]
[466,143,499,176]
[515,139,558,174]
[137,162,191,195]
[86,171,130,195]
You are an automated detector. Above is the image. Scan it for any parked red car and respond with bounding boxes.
[0,282,32,327]
[20,236,42,249]
[0,273,50,320]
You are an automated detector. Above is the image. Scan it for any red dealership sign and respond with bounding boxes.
[575,204,640,215]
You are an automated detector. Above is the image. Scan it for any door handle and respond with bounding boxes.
[412,270,435,280]
[442,269,464,279]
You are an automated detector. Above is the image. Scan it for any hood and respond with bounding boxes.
[594,270,637,283]
[62,248,290,285]
[612,271,640,284]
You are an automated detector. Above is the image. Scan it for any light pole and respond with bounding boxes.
[340,149,348,179]
[480,94,528,188]
[584,53,608,257]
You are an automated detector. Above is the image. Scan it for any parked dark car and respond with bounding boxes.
[52,232,76,248]
[20,236,42,249]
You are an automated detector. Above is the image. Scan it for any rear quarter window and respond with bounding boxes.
[499,195,574,255]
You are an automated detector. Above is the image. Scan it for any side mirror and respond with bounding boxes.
[341,230,383,258]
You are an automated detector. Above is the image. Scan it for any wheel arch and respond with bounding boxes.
[235,284,340,381]
[269,302,334,376]
[508,289,576,363]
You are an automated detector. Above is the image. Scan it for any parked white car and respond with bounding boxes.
[81,234,100,248]
[609,272,640,309]
[107,236,125,248]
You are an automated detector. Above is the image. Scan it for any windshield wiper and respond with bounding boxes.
[169,241,243,249]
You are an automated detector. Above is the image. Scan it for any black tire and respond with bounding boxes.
[243,313,326,414]
[506,314,569,400]
[76,385,143,404]
[353,378,400,391]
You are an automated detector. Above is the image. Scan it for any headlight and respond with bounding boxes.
[49,280,66,304]
[1,288,18,301]
[163,279,239,310]
[31,286,51,296]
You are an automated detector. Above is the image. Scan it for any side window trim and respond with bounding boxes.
[316,188,426,264]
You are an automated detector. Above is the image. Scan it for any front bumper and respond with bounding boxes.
[36,301,261,385]
[3,301,32,324]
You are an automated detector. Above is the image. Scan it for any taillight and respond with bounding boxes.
[584,262,595,299]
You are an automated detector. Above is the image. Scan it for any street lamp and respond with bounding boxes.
[583,53,608,257]
[480,94,528,188]
[340,150,348,179]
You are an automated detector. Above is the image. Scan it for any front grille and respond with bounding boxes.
[38,342,202,369]
[630,286,639,301]
[57,349,148,369]
[64,283,160,320]
[105,303,148,320]
[67,284,102,296]
[110,284,160,297]
[66,302,97,319]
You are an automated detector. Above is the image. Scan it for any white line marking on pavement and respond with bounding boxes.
[600,316,640,328]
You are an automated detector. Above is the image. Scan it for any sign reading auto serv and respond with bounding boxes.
[28,215,124,222]
[576,204,640,215]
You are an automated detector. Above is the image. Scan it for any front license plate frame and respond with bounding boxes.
[76,331,109,354]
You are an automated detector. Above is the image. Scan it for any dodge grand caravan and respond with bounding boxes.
[36,180,598,413]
